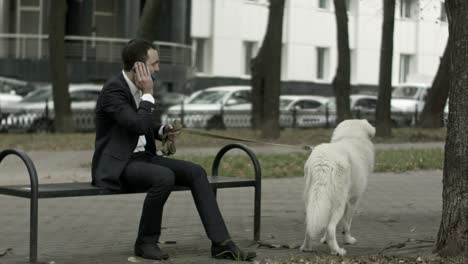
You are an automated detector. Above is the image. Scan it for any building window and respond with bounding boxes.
[92,0,117,38]
[350,49,357,83]
[193,38,208,73]
[346,0,354,13]
[243,41,258,75]
[440,2,447,22]
[399,54,413,83]
[316,47,329,80]
[318,0,329,9]
[400,0,416,19]
[15,0,43,59]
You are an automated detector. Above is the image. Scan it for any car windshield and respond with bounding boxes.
[279,99,293,109]
[322,99,336,111]
[188,90,228,104]
[21,88,51,103]
[392,86,419,99]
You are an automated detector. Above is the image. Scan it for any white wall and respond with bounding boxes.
[191,0,268,77]
[191,0,448,87]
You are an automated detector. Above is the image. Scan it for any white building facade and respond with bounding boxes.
[190,0,448,93]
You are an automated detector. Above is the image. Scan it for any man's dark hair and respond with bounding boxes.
[121,39,157,71]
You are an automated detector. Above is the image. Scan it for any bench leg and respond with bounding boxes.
[254,184,261,241]
[30,195,39,263]
[212,187,217,198]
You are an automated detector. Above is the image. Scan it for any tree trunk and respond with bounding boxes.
[332,0,352,124]
[418,38,450,128]
[375,0,395,138]
[436,0,468,257]
[49,0,73,133]
[138,0,162,42]
[251,0,285,139]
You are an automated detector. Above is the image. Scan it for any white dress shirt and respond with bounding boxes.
[122,71,164,153]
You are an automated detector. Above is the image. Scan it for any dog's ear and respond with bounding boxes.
[362,119,376,138]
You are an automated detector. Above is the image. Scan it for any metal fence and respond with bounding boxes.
[0,34,192,66]
[0,103,425,133]
[162,105,338,130]
[162,104,421,130]
[0,106,95,133]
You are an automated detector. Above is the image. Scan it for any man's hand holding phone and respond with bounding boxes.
[133,62,153,95]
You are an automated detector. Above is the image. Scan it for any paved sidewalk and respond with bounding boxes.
[0,163,442,264]
[0,144,444,263]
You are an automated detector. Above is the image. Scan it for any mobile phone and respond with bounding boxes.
[133,61,149,73]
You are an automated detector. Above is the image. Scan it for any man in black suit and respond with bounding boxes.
[91,39,256,261]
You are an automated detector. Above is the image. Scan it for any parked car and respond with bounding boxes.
[0,76,37,96]
[350,94,412,127]
[443,100,449,125]
[162,86,252,129]
[0,92,23,131]
[0,92,23,109]
[325,94,413,127]
[279,95,335,128]
[1,83,102,132]
[152,91,187,122]
[391,83,429,112]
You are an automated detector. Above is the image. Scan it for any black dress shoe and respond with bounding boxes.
[134,242,169,260]
[211,240,256,261]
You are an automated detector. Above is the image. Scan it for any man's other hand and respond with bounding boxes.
[163,124,177,141]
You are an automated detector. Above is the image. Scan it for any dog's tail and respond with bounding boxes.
[304,159,346,239]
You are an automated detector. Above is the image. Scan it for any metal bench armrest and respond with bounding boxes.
[211,143,262,241]
[0,148,39,263]
[211,143,262,182]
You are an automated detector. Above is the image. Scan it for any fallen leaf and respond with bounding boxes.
[0,248,12,257]
[160,240,177,244]
[128,256,139,263]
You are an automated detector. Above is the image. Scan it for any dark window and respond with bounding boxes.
[194,38,207,73]
[440,2,447,22]
[400,0,415,19]
[243,42,257,75]
[355,98,377,109]
[70,90,100,102]
[228,90,251,105]
[295,100,322,110]
[319,0,328,9]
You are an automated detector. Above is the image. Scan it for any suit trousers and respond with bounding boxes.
[120,151,230,244]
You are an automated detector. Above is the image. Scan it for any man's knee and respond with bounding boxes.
[160,173,175,189]
[149,169,175,192]
[189,163,207,181]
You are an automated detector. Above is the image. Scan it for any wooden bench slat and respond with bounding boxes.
[0,176,256,199]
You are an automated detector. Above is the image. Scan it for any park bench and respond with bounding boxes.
[0,143,261,263]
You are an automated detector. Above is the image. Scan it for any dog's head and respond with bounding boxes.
[331,119,375,142]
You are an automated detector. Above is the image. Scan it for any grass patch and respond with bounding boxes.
[375,148,444,173]
[174,148,444,178]
[0,128,446,151]
[80,148,444,177]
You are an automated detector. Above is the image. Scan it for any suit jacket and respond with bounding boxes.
[91,72,163,190]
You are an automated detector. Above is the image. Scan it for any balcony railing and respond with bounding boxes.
[0,33,192,66]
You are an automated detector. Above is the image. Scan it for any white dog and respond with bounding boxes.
[300,119,375,256]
